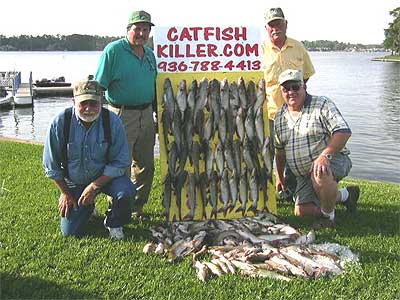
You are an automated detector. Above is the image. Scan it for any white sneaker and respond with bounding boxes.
[106,226,125,240]
[104,219,124,240]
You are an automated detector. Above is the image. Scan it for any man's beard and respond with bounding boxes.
[77,110,100,123]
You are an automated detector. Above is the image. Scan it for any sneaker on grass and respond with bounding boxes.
[344,186,360,213]
[104,219,124,240]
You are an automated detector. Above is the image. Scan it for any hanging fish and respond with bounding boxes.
[163,78,175,120]
[219,168,231,217]
[209,171,219,219]
[246,80,257,108]
[220,78,230,112]
[254,78,266,113]
[247,168,259,214]
[238,77,248,110]
[176,79,187,121]
[183,173,197,220]
[255,107,265,151]
[236,168,248,215]
[187,79,198,114]
[172,170,188,221]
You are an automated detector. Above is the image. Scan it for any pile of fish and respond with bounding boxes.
[144,212,359,282]
[161,77,274,221]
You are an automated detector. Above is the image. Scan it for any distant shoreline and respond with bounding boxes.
[371,55,400,62]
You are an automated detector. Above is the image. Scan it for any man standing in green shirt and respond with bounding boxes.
[95,10,157,218]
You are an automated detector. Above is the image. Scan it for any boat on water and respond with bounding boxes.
[0,87,13,109]
[33,76,71,88]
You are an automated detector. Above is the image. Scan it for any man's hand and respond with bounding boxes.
[78,183,99,206]
[276,176,287,193]
[310,154,332,178]
[58,193,78,218]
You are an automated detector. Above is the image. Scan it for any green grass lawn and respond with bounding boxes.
[0,141,399,300]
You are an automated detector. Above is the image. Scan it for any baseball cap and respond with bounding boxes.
[73,79,103,103]
[265,7,285,24]
[128,10,155,26]
[278,69,303,85]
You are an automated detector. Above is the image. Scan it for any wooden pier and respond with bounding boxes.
[14,82,33,106]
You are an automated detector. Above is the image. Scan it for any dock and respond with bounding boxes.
[14,82,33,106]
[1,71,74,108]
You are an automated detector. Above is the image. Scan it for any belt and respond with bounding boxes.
[108,102,152,110]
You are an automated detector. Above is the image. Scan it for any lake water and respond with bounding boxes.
[0,51,399,184]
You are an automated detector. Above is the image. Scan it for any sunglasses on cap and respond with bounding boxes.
[281,82,303,92]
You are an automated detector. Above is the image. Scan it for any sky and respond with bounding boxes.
[3,0,398,44]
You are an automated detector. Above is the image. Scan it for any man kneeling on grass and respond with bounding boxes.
[274,69,360,229]
[43,78,135,240]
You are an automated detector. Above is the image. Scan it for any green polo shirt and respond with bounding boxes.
[95,38,157,106]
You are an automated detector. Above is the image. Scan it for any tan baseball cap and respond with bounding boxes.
[73,79,103,103]
[265,7,285,24]
[278,69,303,85]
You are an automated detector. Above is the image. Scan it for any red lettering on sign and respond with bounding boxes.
[167,27,178,41]
[189,27,202,41]
[245,43,259,56]
[186,44,196,58]
[221,28,233,41]
[223,44,233,57]
[179,27,192,41]
[207,44,218,57]
[174,45,184,58]
[196,44,206,57]
[204,27,214,41]
[157,44,168,58]
[235,27,247,40]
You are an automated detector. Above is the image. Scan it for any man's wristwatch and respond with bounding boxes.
[322,153,333,160]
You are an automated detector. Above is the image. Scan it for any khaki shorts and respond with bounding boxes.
[294,153,352,207]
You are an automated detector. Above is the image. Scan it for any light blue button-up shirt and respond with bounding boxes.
[43,107,130,185]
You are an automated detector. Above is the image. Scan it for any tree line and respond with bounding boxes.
[384,7,400,55]
[1,6,399,54]
[0,34,122,51]
[0,34,382,52]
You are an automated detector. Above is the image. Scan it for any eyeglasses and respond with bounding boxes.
[281,82,302,92]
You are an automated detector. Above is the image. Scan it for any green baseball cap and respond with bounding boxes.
[278,69,303,85]
[73,79,104,103]
[128,10,155,26]
[265,7,285,24]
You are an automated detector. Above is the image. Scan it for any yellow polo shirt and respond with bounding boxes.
[262,37,315,120]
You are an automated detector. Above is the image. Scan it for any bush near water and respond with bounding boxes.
[0,140,399,300]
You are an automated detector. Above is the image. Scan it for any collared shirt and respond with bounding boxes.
[262,37,315,119]
[43,107,131,184]
[274,94,351,177]
[95,37,157,106]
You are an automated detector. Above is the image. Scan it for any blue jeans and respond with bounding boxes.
[60,175,136,237]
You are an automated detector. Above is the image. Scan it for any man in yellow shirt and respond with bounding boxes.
[262,7,315,200]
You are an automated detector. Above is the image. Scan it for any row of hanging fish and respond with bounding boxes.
[161,77,274,221]
[143,213,359,282]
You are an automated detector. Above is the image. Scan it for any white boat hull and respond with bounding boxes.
[0,95,13,109]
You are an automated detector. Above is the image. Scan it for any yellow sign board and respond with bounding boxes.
[157,71,276,221]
